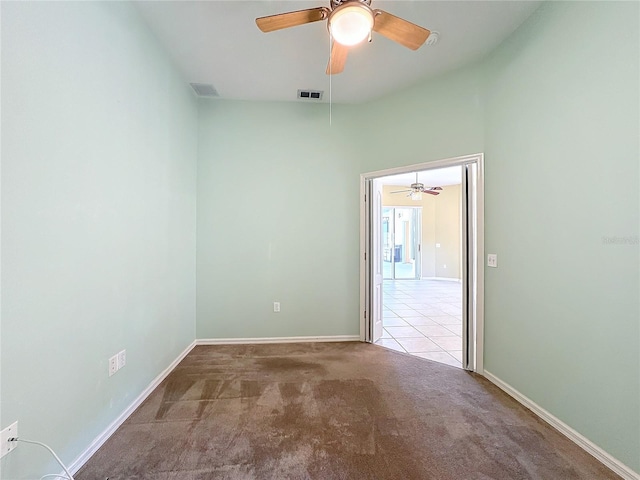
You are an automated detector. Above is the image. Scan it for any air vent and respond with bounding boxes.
[190,83,219,97]
[297,89,324,100]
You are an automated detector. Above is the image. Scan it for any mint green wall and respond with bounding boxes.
[1,2,197,478]
[196,101,364,338]
[356,64,485,170]
[195,69,484,339]
[482,1,639,471]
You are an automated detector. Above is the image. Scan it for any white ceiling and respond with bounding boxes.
[378,165,461,187]
[134,0,541,104]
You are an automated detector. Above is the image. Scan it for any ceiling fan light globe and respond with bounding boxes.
[411,191,423,201]
[329,4,374,46]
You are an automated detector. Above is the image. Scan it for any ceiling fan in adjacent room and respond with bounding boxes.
[255,0,431,74]
[390,173,442,200]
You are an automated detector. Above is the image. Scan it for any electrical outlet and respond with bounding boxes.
[273,302,280,313]
[0,421,18,458]
[117,350,126,369]
[108,355,118,376]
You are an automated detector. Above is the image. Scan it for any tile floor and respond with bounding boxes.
[382,260,416,280]
[375,279,463,368]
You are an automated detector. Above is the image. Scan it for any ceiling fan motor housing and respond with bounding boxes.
[330,0,372,8]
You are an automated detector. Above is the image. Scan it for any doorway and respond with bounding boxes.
[383,207,421,280]
[360,154,484,373]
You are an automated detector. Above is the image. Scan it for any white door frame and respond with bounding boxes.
[360,153,485,374]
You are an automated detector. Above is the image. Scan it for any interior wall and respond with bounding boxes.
[434,184,461,280]
[0,2,198,478]
[355,64,485,173]
[196,101,364,339]
[381,184,461,280]
[195,65,484,339]
[482,1,639,472]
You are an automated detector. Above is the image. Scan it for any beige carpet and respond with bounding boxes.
[76,342,620,479]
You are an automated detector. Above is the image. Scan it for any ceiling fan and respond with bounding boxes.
[390,173,442,198]
[255,0,431,75]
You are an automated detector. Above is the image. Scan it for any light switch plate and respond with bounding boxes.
[117,350,126,369]
[487,254,498,268]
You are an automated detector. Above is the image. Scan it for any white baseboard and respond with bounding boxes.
[61,344,636,479]
[484,370,639,480]
[197,335,361,345]
[67,335,358,473]
[68,340,197,474]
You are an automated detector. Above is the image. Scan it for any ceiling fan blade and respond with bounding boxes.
[256,7,328,33]
[430,186,443,191]
[326,41,348,75]
[390,189,412,194]
[372,10,430,50]
[423,190,440,195]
